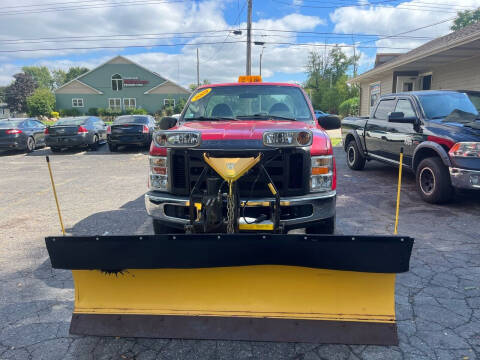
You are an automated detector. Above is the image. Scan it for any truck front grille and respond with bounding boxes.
[170,149,309,197]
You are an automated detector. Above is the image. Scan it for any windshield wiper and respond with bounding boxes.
[236,114,297,121]
[187,116,237,121]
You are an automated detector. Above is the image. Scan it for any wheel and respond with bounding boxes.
[346,139,366,170]
[108,143,117,152]
[416,157,453,204]
[305,216,335,234]
[90,135,99,151]
[26,137,35,153]
[153,219,181,234]
[50,147,61,153]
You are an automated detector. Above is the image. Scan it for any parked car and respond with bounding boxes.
[45,116,107,152]
[314,110,330,119]
[107,115,155,151]
[341,90,480,203]
[0,118,46,153]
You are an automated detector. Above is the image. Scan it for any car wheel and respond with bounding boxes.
[108,143,117,152]
[153,219,181,234]
[26,137,35,153]
[90,135,99,151]
[305,216,335,234]
[346,139,366,170]
[416,157,453,204]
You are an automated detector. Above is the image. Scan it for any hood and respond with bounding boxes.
[167,119,331,154]
[173,120,315,140]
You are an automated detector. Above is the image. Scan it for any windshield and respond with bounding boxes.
[418,93,479,119]
[114,116,149,125]
[183,85,313,122]
[55,117,87,126]
[466,93,480,112]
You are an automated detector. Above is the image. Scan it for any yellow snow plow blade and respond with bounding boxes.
[45,234,413,344]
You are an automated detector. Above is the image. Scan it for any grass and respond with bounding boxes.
[330,138,342,147]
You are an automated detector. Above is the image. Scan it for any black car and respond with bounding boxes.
[46,116,107,152]
[107,115,155,151]
[342,90,480,203]
[0,118,46,153]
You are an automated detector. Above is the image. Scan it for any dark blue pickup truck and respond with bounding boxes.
[341,90,480,203]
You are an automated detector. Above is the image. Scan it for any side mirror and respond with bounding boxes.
[318,115,341,130]
[388,112,417,124]
[159,116,177,130]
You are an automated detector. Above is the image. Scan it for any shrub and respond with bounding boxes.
[173,98,187,114]
[339,97,359,117]
[26,88,55,116]
[97,108,106,117]
[87,107,98,116]
[59,108,81,117]
[125,107,148,115]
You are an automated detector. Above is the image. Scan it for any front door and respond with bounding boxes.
[381,98,421,167]
[364,98,396,159]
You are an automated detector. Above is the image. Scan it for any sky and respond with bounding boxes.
[1,0,480,87]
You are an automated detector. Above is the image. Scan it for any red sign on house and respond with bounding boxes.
[124,77,149,86]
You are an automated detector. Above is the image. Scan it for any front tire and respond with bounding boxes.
[346,139,366,170]
[153,219,181,234]
[305,216,335,234]
[416,157,453,204]
[26,137,35,153]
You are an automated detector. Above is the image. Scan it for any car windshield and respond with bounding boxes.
[0,120,23,128]
[466,93,480,112]
[418,93,479,119]
[114,116,149,124]
[183,85,313,122]
[55,117,87,126]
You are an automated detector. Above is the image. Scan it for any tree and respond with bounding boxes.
[304,46,358,114]
[0,86,5,103]
[5,73,37,113]
[26,88,56,116]
[22,66,54,90]
[64,67,89,83]
[451,8,480,31]
[52,69,67,89]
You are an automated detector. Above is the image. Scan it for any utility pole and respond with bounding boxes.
[246,0,252,75]
[196,48,200,86]
[259,52,262,76]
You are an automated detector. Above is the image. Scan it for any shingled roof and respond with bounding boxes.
[351,21,480,81]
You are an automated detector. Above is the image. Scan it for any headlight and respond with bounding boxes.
[149,156,168,191]
[263,130,312,147]
[310,155,333,192]
[154,131,201,148]
[449,142,480,158]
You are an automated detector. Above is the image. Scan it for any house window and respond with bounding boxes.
[108,98,121,110]
[112,74,123,91]
[369,82,380,109]
[123,98,136,109]
[72,98,84,107]
[164,99,175,107]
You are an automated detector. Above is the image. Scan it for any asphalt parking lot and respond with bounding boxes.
[0,143,479,360]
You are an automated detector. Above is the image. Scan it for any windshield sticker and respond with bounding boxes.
[191,88,211,102]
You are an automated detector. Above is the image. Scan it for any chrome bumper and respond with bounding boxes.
[145,191,336,229]
[450,167,480,190]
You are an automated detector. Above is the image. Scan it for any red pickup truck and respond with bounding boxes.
[145,80,341,234]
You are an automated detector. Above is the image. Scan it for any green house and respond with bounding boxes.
[55,55,191,114]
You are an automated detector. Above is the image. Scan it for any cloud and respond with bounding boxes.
[330,0,480,51]
[0,1,333,86]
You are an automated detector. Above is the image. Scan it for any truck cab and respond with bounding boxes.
[342,90,480,203]
[145,80,341,234]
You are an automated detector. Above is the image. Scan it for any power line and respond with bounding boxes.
[0,40,246,53]
[0,29,244,43]
[0,0,186,16]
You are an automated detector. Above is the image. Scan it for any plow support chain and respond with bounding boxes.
[45,234,413,345]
